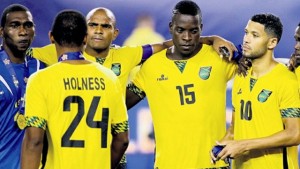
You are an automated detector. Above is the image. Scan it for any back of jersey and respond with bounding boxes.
[25,62,127,169]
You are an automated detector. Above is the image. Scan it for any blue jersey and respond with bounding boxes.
[0,49,45,169]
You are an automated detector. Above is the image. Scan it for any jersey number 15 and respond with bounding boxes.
[176,84,196,105]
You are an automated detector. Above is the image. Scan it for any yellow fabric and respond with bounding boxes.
[132,44,236,169]
[232,63,300,169]
[32,44,143,95]
[123,27,165,83]
[84,46,143,95]
[32,44,57,66]
[25,62,128,169]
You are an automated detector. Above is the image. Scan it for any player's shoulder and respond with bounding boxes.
[110,44,141,51]
[27,66,49,84]
[110,44,142,55]
[141,48,166,66]
[275,58,292,75]
[91,62,118,80]
[274,63,298,81]
[196,44,221,61]
[276,62,295,75]
[201,44,217,54]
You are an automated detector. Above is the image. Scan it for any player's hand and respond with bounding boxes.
[211,36,237,60]
[210,141,230,164]
[237,57,252,77]
[216,140,248,160]
[288,54,300,71]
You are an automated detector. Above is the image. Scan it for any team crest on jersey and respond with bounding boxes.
[111,63,121,76]
[199,66,212,80]
[257,89,272,102]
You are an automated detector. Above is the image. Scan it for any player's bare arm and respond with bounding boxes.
[126,83,145,110]
[111,131,129,169]
[21,127,45,169]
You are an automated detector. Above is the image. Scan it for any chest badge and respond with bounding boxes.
[199,66,212,80]
[111,63,121,76]
[257,89,272,102]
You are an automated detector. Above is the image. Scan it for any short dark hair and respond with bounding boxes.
[251,13,283,43]
[1,4,30,27]
[172,0,202,21]
[298,22,300,27]
[51,10,87,47]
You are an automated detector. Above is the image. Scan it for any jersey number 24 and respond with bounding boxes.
[61,96,109,148]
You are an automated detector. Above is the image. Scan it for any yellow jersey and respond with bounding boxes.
[232,63,300,169]
[25,61,128,169]
[131,44,236,168]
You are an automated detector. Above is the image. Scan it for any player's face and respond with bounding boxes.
[0,11,35,53]
[242,20,270,59]
[294,26,300,55]
[169,14,202,58]
[86,9,118,52]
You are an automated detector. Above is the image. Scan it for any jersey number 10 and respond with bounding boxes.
[240,100,252,120]
[61,96,109,148]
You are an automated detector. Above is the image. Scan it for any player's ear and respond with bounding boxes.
[49,31,55,44]
[267,37,278,50]
[83,34,87,45]
[112,28,119,41]
[169,21,173,34]
[199,23,203,36]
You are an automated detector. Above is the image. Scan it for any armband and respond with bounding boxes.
[142,44,153,61]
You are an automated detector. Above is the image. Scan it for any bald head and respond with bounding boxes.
[86,7,116,27]
[84,7,119,55]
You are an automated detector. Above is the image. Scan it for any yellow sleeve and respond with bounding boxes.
[32,44,58,66]
[279,71,300,110]
[109,77,128,124]
[25,71,49,123]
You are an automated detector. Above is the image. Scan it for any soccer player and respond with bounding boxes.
[21,10,129,169]
[126,1,236,168]
[214,14,300,169]
[28,7,236,168]
[0,4,45,169]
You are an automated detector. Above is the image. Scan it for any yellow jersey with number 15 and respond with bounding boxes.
[132,44,236,168]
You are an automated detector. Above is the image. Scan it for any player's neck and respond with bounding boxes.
[2,44,26,64]
[251,54,277,78]
[167,44,202,60]
[56,46,83,59]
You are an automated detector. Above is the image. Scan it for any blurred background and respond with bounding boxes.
[1,0,299,168]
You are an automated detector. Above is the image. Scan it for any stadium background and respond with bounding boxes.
[1,0,299,168]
